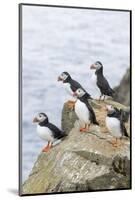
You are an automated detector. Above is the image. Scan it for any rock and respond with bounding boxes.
[113,68,130,106]
[22,100,130,195]
[62,99,130,136]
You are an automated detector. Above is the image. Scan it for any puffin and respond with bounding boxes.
[90,61,114,100]
[58,72,92,108]
[73,88,99,132]
[105,105,129,147]
[33,113,67,152]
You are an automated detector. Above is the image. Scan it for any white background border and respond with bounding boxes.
[0,0,134,199]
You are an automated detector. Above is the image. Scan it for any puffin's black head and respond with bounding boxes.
[90,61,103,71]
[106,105,121,119]
[57,72,71,82]
[73,88,86,98]
[33,112,49,124]
[106,105,119,115]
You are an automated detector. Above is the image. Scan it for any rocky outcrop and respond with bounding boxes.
[113,68,130,106]
[22,100,130,195]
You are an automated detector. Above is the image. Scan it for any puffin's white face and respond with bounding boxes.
[74,88,86,98]
[58,72,69,81]
[106,105,115,113]
[90,62,102,70]
[33,113,47,123]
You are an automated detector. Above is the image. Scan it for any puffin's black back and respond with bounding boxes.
[96,68,114,97]
[45,123,66,139]
[120,121,128,137]
[79,96,99,125]
[120,108,130,123]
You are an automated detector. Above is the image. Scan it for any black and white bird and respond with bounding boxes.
[33,113,67,152]
[106,105,129,147]
[90,61,114,100]
[58,72,92,108]
[73,88,99,132]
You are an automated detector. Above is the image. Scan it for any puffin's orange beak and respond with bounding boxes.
[90,64,96,69]
[33,117,39,123]
[73,92,77,97]
[57,76,63,81]
[105,106,109,112]
[101,106,108,112]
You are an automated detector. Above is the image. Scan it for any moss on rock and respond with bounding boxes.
[22,100,130,195]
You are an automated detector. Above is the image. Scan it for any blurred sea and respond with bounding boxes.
[22,5,130,182]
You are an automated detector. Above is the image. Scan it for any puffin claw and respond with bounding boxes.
[42,148,49,152]
[80,128,88,132]
[42,142,52,152]
[110,139,122,148]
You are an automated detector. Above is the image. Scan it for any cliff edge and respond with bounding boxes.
[22,100,130,195]
[113,68,130,106]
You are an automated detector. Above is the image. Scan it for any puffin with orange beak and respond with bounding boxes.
[58,72,92,109]
[105,105,129,147]
[33,113,67,152]
[90,61,114,100]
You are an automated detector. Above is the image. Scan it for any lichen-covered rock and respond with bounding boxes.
[22,100,130,195]
[113,68,130,106]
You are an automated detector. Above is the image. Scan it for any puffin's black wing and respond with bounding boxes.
[70,79,92,99]
[46,123,66,139]
[97,75,114,96]
[120,108,130,123]
[119,109,129,137]
[84,100,99,125]
[120,121,128,137]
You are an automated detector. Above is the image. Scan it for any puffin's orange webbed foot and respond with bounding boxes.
[111,142,118,147]
[80,128,88,132]
[80,124,90,133]
[42,143,52,152]
[110,139,121,148]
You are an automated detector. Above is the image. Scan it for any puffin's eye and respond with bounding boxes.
[39,115,42,118]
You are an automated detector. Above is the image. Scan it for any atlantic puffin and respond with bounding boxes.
[58,72,92,108]
[90,61,114,100]
[73,88,99,132]
[33,113,67,152]
[105,105,128,147]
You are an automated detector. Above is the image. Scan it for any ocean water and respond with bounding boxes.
[22,5,130,182]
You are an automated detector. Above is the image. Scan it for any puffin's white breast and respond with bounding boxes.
[75,99,90,124]
[63,83,73,96]
[106,117,121,138]
[91,73,100,98]
[37,125,54,142]
[91,73,97,84]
